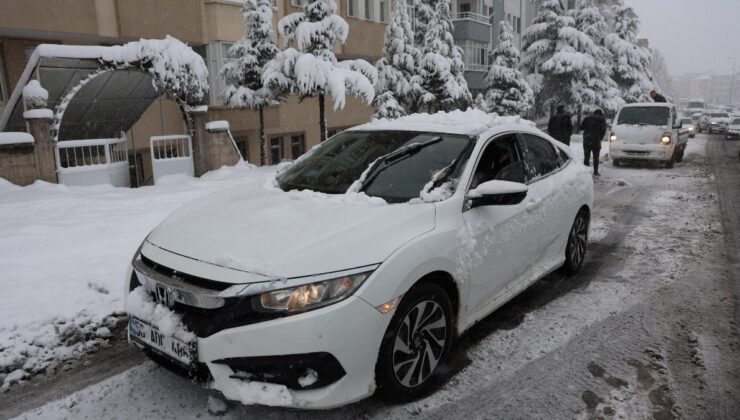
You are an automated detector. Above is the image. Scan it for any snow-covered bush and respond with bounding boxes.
[484,21,533,116]
[373,0,422,118]
[22,80,49,110]
[221,0,280,165]
[521,0,595,114]
[417,0,471,112]
[263,0,376,141]
[604,0,654,103]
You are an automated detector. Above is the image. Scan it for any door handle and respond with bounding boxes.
[526,198,542,212]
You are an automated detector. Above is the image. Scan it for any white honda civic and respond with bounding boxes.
[124,110,593,409]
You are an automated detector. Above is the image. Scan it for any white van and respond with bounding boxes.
[609,103,689,168]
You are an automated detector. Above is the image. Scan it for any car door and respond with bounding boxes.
[461,132,542,314]
[519,133,572,269]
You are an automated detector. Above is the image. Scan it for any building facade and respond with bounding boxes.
[0,0,391,183]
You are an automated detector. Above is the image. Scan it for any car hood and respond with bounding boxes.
[614,125,667,144]
[146,186,436,279]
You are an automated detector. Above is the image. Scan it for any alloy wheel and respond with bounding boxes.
[391,300,447,388]
[568,214,588,267]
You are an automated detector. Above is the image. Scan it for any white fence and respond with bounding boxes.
[56,136,130,187]
[150,134,194,184]
[453,12,491,24]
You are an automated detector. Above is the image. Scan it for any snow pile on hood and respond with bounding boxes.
[365,109,536,135]
[125,287,195,343]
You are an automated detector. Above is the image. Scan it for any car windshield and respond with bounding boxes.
[711,113,729,118]
[617,107,670,125]
[681,118,692,124]
[276,130,473,203]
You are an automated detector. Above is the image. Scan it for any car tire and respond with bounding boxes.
[676,146,685,163]
[563,210,589,275]
[375,282,454,403]
[612,158,621,167]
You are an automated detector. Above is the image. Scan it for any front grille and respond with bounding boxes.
[141,254,233,292]
[173,297,284,338]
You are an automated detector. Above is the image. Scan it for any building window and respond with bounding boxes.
[348,0,388,22]
[206,42,234,106]
[290,134,306,159]
[291,0,305,7]
[379,0,386,22]
[347,0,355,17]
[458,40,489,71]
[270,136,283,164]
[0,49,7,103]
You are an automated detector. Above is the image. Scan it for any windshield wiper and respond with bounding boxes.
[359,137,443,190]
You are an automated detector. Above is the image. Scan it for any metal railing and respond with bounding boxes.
[453,12,491,24]
[55,135,130,187]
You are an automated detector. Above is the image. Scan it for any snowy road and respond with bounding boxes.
[2,134,739,419]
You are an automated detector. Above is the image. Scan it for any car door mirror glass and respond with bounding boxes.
[466,180,528,209]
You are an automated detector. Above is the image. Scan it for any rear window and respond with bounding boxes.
[617,107,670,126]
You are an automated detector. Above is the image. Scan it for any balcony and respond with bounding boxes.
[453,12,491,25]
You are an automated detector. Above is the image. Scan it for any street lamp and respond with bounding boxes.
[728,57,737,106]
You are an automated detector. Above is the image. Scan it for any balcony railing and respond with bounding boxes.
[465,63,488,72]
[453,12,491,25]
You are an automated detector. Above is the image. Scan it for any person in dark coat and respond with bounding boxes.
[580,109,608,176]
[650,90,667,103]
[547,105,574,145]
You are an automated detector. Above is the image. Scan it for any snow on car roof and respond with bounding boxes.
[351,109,537,137]
[621,102,674,108]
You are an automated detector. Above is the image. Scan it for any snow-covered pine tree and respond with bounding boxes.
[414,0,437,47]
[264,0,376,141]
[484,20,533,116]
[520,0,596,115]
[373,0,422,118]
[604,0,654,103]
[418,0,472,112]
[221,0,279,165]
[571,0,623,116]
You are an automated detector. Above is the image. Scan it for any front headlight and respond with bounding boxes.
[688,126,694,132]
[661,132,671,144]
[610,133,617,142]
[255,271,371,314]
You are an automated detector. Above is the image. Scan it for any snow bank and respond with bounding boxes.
[0,164,273,386]
[0,132,34,145]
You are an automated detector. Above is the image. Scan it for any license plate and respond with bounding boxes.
[128,316,195,366]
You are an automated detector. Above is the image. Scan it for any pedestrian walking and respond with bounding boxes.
[547,105,574,146]
[580,109,608,177]
[650,90,667,103]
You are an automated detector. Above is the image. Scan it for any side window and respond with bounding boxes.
[521,133,561,179]
[470,133,526,189]
[270,136,283,164]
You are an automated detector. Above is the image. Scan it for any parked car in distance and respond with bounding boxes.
[680,117,696,138]
[609,103,689,168]
[726,117,740,140]
[124,111,593,409]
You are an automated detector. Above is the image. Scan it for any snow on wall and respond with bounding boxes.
[0,132,35,145]
[205,120,230,131]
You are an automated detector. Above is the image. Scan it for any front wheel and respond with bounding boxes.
[676,145,685,162]
[375,283,454,402]
[613,158,621,167]
[563,210,589,274]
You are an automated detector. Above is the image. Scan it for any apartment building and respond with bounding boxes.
[0,0,391,183]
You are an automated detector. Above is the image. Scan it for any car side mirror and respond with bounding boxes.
[466,180,528,209]
[674,120,682,129]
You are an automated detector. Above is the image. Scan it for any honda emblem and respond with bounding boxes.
[155,284,174,308]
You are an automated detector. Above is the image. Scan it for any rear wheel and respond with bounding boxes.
[563,210,589,274]
[375,283,454,402]
[612,158,621,167]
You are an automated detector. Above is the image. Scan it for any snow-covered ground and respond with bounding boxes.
[0,165,276,389]
[3,134,724,419]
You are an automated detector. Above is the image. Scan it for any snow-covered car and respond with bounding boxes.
[726,117,740,140]
[679,117,696,138]
[609,103,689,168]
[707,111,730,134]
[124,111,593,409]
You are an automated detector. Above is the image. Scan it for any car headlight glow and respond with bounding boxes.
[256,271,371,313]
[688,126,694,131]
[610,133,617,142]
[661,136,671,144]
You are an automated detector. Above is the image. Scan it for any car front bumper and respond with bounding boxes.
[609,142,676,161]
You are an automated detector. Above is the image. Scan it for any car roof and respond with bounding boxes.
[349,109,539,138]
[621,102,674,108]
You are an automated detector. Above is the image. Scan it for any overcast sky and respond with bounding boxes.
[623,0,740,76]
